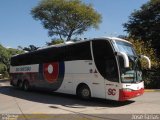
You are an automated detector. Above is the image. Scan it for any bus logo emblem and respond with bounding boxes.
[108,88,116,96]
[43,62,59,83]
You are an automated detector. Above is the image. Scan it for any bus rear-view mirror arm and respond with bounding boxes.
[116,52,129,68]
[140,55,151,69]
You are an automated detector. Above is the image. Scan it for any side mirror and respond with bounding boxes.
[116,52,129,68]
[140,55,151,69]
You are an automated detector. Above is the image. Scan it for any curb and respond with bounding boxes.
[145,89,160,92]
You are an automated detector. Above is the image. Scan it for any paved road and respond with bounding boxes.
[0,80,160,120]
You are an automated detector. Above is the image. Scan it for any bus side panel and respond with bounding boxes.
[56,60,93,94]
[10,64,39,87]
[36,62,65,91]
[10,62,65,91]
[56,60,106,99]
[10,60,106,99]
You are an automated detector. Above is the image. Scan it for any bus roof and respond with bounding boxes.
[106,37,132,44]
[37,37,131,50]
[12,37,131,58]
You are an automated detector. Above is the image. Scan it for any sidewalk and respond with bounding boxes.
[145,89,160,92]
[0,79,10,82]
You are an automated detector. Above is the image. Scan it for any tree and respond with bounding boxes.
[127,38,159,69]
[23,45,39,52]
[127,38,160,89]
[46,37,83,46]
[31,0,101,41]
[0,44,10,71]
[0,44,24,77]
[123,0,160,55]
[46,38,64,46]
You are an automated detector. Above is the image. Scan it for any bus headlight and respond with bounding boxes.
[122,88,133,92]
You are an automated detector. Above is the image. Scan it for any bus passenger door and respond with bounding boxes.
[91,68,106,99]
[105,59,120,101]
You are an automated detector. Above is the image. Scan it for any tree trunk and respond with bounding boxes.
[66,30,74,41]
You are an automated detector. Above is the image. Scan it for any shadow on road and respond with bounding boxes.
[0,86,135,108]
[0,79,10,83]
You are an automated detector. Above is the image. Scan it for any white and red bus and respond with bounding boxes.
[10,37,151,101]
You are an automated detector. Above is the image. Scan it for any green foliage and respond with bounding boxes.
[0,44,24,78]
[123,0,160,88]
[127,38,160,69]
[124,0,160,55]
[46,38,64,46]
[18,45,39,52]
[0,45,10,69]
[143,70,160,89]
[46,37,83,45]
[23,45,39,52]
[31,0,102,41]
[0,63,6,75]
[125,38,160,89]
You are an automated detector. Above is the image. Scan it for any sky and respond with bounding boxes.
[0,0,149,48]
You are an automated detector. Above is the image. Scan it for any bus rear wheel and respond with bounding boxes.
[23,80,30,91]
[17,80,23,89]
[77,85,91,99]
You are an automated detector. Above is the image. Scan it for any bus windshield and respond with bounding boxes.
[113,40,136,56]
[113,40,142,83]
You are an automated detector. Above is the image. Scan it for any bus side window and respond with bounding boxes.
[65,41,92,61]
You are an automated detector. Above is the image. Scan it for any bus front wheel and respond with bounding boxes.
[77,85,91,99]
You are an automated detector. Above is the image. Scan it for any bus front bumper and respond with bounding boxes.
[119,88,144,101]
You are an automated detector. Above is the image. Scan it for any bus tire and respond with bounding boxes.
[77,85,91,99]
[17,80,23,89]
[23,80,30,91]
